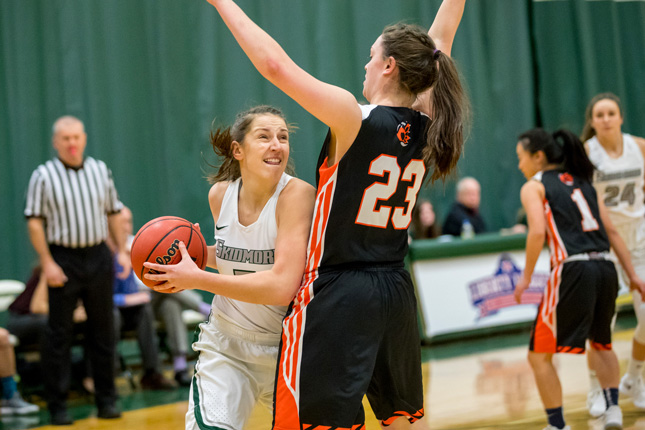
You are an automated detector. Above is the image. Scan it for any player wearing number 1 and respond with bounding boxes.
[582,92,645,415]
[514,128,645,430]
[202,0,469,428]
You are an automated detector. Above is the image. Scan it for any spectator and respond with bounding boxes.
[442,177,487,237]
[7,266,94,394]
[0,328,39,416]
[110,207,176,391]
[24,115,127,425]
[6,267,49,366]
[409,199,441,240]
[150,290,211,387]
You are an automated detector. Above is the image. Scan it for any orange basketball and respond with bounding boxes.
[130,216,207,289]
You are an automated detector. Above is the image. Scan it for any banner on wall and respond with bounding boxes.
[412,249,551,340]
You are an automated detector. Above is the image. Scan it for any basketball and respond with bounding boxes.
[130,216,208,289]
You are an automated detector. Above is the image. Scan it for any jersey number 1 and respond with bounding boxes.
[570,188,599,232]
[356,155,425,229]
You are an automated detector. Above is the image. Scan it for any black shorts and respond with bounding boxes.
[530,260,618,353]
[273,266,424,429]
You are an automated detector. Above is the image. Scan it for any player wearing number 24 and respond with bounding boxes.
[582,93,645,415]
[514,128,645,430]
[201,0,469,429]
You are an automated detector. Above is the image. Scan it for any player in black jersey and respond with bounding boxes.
[514,128,645,430]
[203,0,469,428]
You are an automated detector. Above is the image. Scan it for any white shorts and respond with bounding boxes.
[613,218,645,294]
[185,313,281,430]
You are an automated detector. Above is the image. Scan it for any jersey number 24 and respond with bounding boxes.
[355,155,425,229]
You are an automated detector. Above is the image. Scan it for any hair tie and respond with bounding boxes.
[433,49,441,61]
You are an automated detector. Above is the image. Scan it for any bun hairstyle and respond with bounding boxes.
[207,105,295,183]
[518,128,596,182]
[381,23,470,182]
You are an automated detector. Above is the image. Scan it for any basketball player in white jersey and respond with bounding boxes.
[583,92,645,416]
[144,105,315,430]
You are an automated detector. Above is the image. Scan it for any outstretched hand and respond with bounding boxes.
[144,241,200,293]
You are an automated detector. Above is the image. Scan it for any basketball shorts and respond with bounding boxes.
[611,219,645,328]
[530,260,618,354]
[612,218,645,292]
[273,265,424,430]
[186,313,281,430]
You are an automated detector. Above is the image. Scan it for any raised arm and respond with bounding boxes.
[428,0,466,57]
[145,179,316,305]
[413,0,466,114]
[204,0,362,161]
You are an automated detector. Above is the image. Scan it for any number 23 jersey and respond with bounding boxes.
[587,133,645,226]
[309,104,428,270]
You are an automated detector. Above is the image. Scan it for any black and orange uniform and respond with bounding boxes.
[273,105,427,430]
[530,169,618,354]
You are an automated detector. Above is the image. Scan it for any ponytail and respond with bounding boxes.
[424,53,470,182]
[380,24,470,183]
[207,126,239,184]
[518,127,595,183]
[553,129,595,183]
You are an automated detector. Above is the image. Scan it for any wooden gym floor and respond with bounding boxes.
[5,313,645,430]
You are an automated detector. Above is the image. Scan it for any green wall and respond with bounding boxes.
[2,0,644,281]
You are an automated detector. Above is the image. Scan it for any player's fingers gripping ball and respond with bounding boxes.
[131,216,207,292]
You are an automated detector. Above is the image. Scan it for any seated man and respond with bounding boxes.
[0,327,39,415]
[442,176,487,237]
[7,266,93,394]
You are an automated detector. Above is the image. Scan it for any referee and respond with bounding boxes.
[24,115,130,426]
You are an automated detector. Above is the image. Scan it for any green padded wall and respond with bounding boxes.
[2,0,644,281]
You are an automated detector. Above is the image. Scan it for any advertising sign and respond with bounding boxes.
[412,249,551,340]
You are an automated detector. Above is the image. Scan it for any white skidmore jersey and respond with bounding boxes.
[211,173,293,334]
[587,133,645,226]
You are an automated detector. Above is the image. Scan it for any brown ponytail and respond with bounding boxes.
[424,52,470,182]
[381,23,470,183]
[207,126,239,184]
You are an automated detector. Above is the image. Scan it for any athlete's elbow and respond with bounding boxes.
[275,290,297,306]
[259,57,290,85]
[274,282,299,306]
[527,230,545,244]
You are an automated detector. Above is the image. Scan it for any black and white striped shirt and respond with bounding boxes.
[24,157,123,248]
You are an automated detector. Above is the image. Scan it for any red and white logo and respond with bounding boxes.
[397,122,411,146]
[559,172,574,186]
